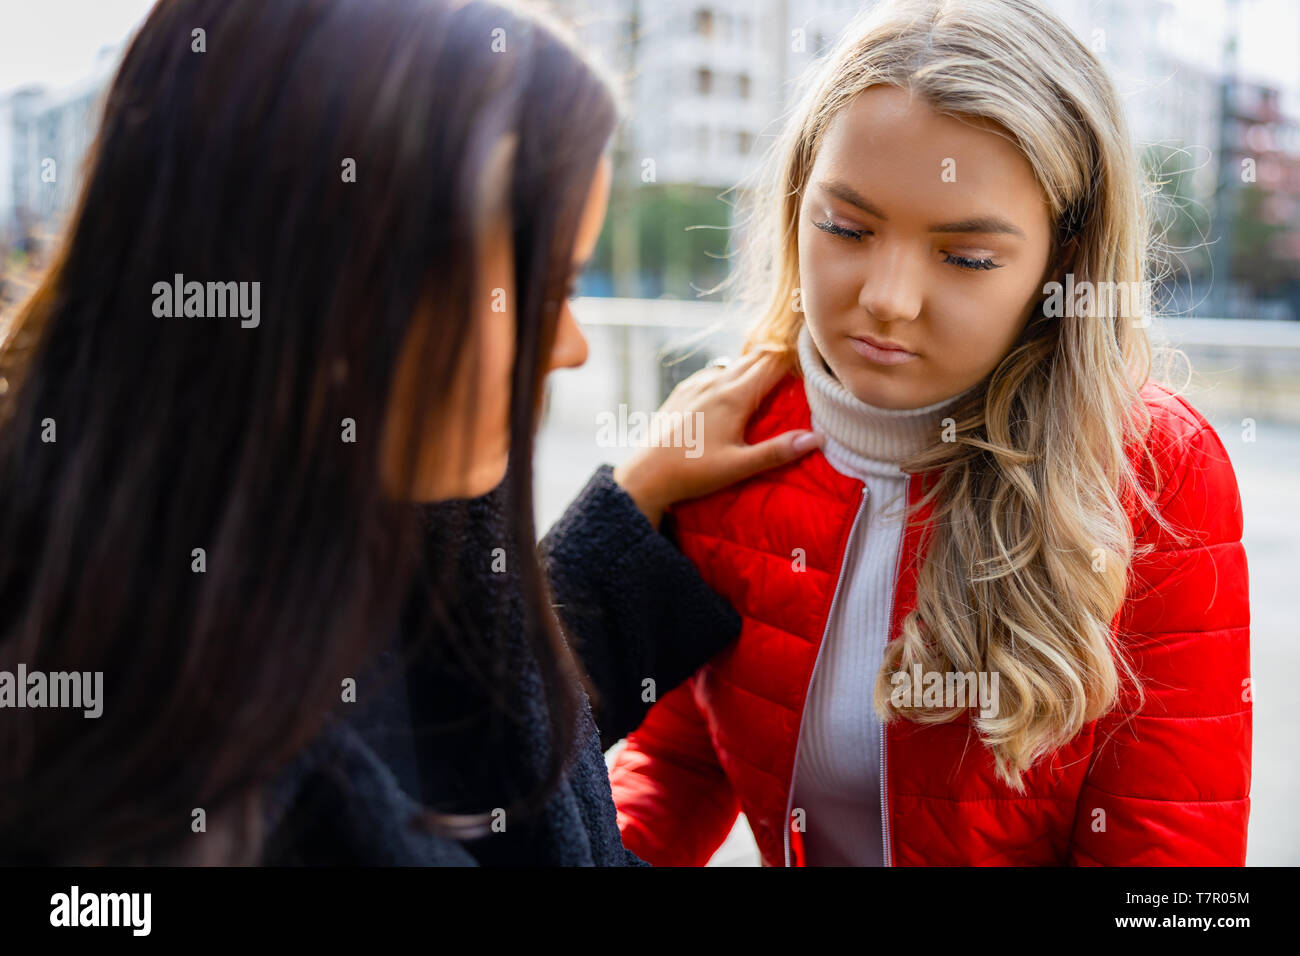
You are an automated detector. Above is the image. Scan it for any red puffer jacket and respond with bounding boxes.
[609,374,1251,866]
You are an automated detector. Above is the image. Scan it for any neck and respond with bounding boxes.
[797,324,978,470]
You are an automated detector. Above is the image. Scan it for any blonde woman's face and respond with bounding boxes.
[797,85,1058,409]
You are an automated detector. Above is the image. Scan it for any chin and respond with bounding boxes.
[829,359,917,410]
[402,451,509,503]
[847,384,917,410]
[460,455,510,499]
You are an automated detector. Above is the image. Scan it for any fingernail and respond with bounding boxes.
[791,431,822,453]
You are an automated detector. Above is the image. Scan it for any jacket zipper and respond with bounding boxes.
[879,519,907,868]
[784,483,870,867]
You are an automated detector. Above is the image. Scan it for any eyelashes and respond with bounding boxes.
[941,253,999,271]
[811,219,1002,271]
[813,218,863,242]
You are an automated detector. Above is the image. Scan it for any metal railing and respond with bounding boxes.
[561,297,1300,425]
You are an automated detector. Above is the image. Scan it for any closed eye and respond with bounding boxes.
[942,253,1001,271]
[813,219,863,241]
[816,218,1002,271]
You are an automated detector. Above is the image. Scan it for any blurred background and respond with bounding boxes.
[0,0,1295,866]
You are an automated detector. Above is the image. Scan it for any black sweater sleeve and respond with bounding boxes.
[539,464,741,751]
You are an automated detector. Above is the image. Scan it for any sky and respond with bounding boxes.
[0,0,159,95]
[0,0,1296,99]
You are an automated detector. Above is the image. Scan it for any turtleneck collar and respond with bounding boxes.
[797,323,978,475]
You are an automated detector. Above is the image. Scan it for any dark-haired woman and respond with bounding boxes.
[0,0,820,865]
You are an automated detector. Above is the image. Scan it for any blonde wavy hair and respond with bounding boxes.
[725,0,1187,789]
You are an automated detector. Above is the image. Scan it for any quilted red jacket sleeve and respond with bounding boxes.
[608,679,741,866]
[1068,419,1251,865]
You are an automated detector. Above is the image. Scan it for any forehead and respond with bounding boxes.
[811,85,1051,232]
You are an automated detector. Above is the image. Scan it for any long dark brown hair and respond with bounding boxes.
[0,0,616,863]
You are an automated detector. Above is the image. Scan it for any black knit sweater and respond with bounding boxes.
[260,465,740,865]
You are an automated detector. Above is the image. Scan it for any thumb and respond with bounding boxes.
[731,429,824,481]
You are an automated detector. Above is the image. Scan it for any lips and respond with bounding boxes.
[848,333,919,366]
[854,333,914,354]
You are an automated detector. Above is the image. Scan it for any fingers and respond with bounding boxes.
[733,344,783,373]
[679,347,777,404]
[693,346,783,390]
[713,348,764,378]
[734,349,794,406]
[728,429,824,482]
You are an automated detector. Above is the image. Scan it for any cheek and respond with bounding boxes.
[924,276,1036,365]
[478,314,515,442]
[473,223,516,446]
[797,227,859,316]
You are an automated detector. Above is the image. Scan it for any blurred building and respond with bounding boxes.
[0,87,43,244]
[555,0,859,189]
[553,0,1299,313]
[0,46,117,245]
[552,0,1243,191]
[0,2,1296,311]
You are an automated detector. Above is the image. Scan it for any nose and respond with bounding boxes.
[857,241,923,324]
[547,304,589,372]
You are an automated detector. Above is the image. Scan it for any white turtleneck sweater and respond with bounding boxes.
[792,325,976,866]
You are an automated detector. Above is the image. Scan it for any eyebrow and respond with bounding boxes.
[816,179,1028,240]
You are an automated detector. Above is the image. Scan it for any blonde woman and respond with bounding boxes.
[607,0,1250,866]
